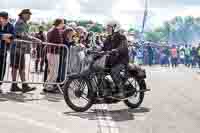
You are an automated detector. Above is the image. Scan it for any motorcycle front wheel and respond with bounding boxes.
[63,78,94,112]
[124,78,146,109]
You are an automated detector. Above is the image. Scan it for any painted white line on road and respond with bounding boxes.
[95,104,150,133]
[1,95,120,133]
[95,104,120,133]
[0,112,69,133]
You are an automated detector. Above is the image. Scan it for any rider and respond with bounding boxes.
[102,20,129,98]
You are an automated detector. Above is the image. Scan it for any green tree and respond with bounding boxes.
[144,30,163,42]
[89,24,103,33]
[145,16,200,45]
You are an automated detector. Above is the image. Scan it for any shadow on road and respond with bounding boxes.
[0,92,64,103]
[40,92,64,102]
[128,107,151,113]
[64,107,150,122]
[0,93,41,103]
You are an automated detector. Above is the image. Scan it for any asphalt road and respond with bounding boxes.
[0,65,199,133]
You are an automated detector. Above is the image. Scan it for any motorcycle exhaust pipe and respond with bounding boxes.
[136,89,151,92]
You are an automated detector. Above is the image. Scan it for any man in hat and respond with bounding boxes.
[43,18,65,93]
[0,11,15,93]
[10,9,40,93]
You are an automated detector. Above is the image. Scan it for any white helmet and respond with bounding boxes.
[106,20,121,33]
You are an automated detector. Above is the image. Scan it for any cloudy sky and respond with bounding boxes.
[1,0,200,30]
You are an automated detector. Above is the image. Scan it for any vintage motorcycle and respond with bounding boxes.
[63,50,150,112]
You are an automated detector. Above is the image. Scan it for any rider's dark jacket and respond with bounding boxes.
[103,32,129,67]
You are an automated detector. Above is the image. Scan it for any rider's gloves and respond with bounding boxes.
[111,49,119,56]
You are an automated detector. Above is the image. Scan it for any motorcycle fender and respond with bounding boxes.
[128,64,146,79]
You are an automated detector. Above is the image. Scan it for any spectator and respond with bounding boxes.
[171,45,178,68]
[154,47,160,65]
[85,32,94,47]
[184,45,191,67]
[136,47,144,65]
[197,44,200,68]
[143,48,148,65]
[191,47,197,68]
[78,36,87,48]
[164,47,170,67]
[43,54,48,83]
[146,44,153,66]
[100,35,105,42]
[95,35,103,47]
[10,9,39,93]
[179,47,185,64]
[68,22,77,30]
[160,48,166,67]
[43,18,65,93]
[0,12,15,93]
[34,26,46,72]
[57,27,75,83]
[129,46,136,63]
[76,26,86,38]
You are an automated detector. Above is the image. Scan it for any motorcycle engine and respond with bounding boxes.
[104,75,115,90]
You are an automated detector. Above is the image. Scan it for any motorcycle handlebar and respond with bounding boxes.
[86,50,111,56]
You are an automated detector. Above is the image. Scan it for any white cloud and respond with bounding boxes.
[111,0,144,29]
[1,0,200,30]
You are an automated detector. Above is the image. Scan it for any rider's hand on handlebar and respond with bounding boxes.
[86,49,103,55]
[85,49,92,55]
[110,49,119,56]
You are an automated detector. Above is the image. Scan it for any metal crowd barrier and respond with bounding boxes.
[67,46,92,75]
[0,39,69,88]
[0,39,113,92]
[0,39,149,94]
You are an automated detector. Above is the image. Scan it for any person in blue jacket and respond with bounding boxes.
[136,47,144,65]
[0,11,15,93]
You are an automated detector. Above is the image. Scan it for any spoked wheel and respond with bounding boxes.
[124,78,146,109]
[63,78,94,112]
